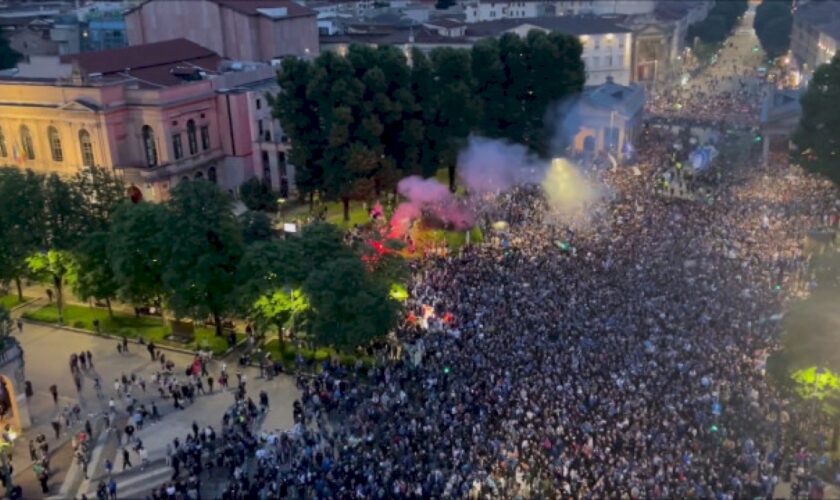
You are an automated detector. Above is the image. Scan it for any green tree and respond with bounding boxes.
[236,240,308,341]
[108,201,170,309]
[26,250,76,324]
[238,177,277,212]
[429,47,482,190]
[0,33,21,70]
[163,180,244,336]
[0,168,45,299]
[42,173,86,250]
[689,0,748,46]
[72,166,125,232]
[73,232,118,317]
[792,54,840,185]
[303,257,399,350]
[754,0,793,60]
[240,210,274,244]
[273,58,326,207]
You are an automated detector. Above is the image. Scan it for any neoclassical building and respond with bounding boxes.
[1,38,293,201]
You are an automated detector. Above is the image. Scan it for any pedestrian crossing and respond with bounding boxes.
[82,461,172,499]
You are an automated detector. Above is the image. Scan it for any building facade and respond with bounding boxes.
[1,39,292,201]
[791,1,840,79]
[124,0,319,62]
[464,0,656,24]
[465,17,633,86]
[571,76,645,162]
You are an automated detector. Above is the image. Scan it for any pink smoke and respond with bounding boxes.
[389,176,474,238]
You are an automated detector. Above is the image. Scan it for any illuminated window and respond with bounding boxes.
[20,125,34,160]
[187,119,198,155]
[79,129,94,167]
[48,126,63,162]
[142,125,157,167]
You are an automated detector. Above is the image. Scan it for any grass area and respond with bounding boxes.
[23,304,236,355]
[0,294,29,310]
[420,226,484,251]
[262,338,373,370]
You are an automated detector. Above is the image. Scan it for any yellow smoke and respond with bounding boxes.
[541,158,601,215]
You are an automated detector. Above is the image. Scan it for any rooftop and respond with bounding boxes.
[465,16,631,38]
[127,0,315,18]
[582,77,645,115]
[59,38,222,88]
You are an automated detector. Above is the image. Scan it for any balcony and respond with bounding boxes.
[117,148,225,183]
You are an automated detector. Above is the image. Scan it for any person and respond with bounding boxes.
[122,447,132,470]
[207,376,214,393]
[108,477,117,500]
[48,384,58,405]
[28,439,37,461]
[86,350,93,367]
[46,288,53,303]
[51,417,60,439]
[121,336,129,353]
[147,341,156,361]
[16,319,22,334]
[38,468,49,494]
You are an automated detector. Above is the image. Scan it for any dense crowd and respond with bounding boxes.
[189,119,839,499]
[87,28,839,500]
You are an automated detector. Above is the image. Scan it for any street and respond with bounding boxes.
[10,309,298,499]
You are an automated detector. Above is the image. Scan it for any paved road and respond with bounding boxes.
[11,319,299,498]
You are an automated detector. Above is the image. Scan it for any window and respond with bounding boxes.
[172,133,183,160]
[142,125,157,167]
[258,120,264,135]
[200,125,210,150]
[0,126,6,158]
[194,171,204,180]
[20,125,34,160]
[256,98,262,110]
[48,126,63,162]
[187,120,198,155]
[208,166,217,184]
[262,151,271,185]
[606,55,613,67]
[79,129,94,167]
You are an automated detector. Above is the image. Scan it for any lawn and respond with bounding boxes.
[0,294,29,310]
[23,304,237,355]
[262,338,373,370]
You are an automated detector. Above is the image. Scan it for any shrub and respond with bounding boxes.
[72,320,85,329]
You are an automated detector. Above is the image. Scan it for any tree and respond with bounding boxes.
[26,250,76,324]
[429,47,483,190]
[163,180,244,336]
[108,201,170,309]
[73,232,118,317]
[240,210,275,244]
[42,173,86,251]
[303,257,399,350]
[72,166,125,233]
[238,177,277,212]
[792,54,840,185]
[754,0,793,60]
[688,0,748,46]
[0,33,21,70]
[435,0,455,9]
[273,58,327,206]
[0,168,45,299]
[236,240,308,341]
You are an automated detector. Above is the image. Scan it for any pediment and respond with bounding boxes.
[58,99,101,113]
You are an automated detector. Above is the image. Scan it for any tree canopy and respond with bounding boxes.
[688,0,748,46]
[273,32,585,206]
[792,54,840,186]
[754,0,793,60]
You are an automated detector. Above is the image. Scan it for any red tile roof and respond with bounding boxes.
[59,38,222,88]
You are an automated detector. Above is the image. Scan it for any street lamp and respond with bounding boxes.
[277,197,287,222]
